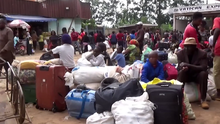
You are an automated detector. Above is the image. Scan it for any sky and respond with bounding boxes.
[209,0,220,3]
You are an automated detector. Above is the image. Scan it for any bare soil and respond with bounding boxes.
[15,51,220,124]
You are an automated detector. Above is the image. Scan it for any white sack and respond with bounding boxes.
[64,72,74,87]
[86,112,114,124]
[168,52,178,64]
[104,41,110,49]
[184,83,211,102]
[77,58,92,67]
[112,92,154,124]
[73,66,116,84]
[207,74,217,99]
[184,93,196,120]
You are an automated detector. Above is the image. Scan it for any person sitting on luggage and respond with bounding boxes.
[177,37,209,109]
[141,51,164,83]
[113,46,126,67]
[87,45,106,67]
[51,34,75,69]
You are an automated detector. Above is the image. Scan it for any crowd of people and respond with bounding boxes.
[1,11,220,111]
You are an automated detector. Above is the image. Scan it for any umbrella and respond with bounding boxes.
[8,20,31,29]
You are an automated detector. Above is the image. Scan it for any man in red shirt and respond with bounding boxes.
[80,28,85,38]
[117,30,124,47]
[212,16,220,100]
[71,28,81,54]
[180,12,203,49]
[94,31,98,43]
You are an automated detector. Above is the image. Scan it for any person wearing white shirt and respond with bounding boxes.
[52,34,75,68]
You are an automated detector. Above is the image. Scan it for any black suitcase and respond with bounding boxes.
[146,82,183,124]
[144,51,168,62]
[158,42,171,51]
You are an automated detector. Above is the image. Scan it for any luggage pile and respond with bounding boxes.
[8,60,45,103]
[8,59,65,104]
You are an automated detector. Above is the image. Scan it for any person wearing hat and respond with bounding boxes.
[51,34,75,69]
[177,37,209,109]
[136,22,145,53]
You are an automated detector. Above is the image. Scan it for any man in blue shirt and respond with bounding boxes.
[130,30,136,40]
[114,46,126,67]
[141,51,164,83]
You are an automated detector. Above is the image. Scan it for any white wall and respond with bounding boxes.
[48,21,57,33]
[57,18,73,35]
[175,20,188,32]
[74,18,82,33]
[48,18,82,35]
[175,19,213,32]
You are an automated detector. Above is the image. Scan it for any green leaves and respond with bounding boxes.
[84,0,202,27]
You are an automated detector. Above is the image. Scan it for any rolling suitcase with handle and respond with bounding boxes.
[146,82,183,124]
[36,65,69,112]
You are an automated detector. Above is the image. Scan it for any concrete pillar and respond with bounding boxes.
[173,14,176,30]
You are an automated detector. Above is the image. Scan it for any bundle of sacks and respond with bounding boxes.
[64,64,141,90]
[8,59,63,84]
[65,78,156,123]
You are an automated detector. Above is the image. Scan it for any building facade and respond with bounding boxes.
[0,0,91,34]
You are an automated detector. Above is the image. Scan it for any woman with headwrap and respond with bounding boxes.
[123,39,140,64]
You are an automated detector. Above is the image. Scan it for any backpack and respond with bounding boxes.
[40,52,54,61]
[163,61,178,80]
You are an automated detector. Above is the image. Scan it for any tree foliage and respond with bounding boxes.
[84,0,202,27]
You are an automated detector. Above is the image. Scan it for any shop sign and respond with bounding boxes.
[169,4,220,14]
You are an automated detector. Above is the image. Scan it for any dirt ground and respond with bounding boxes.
[13,51,220,124]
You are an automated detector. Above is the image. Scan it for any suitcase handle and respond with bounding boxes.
[39,66,50,71]
[156,82,172,87]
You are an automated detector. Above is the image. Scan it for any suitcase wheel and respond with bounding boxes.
[52,102,57,113]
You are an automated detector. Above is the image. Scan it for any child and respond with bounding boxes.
[88,46,106,67]
[43,38,48,52]
[141,51,164,83]
[114,46,126,67]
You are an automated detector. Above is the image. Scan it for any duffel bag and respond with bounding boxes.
[95,78,144,113]
[65,89,96,119]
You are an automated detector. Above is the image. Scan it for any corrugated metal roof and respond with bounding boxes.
[119,23,158,28]
[0,0,91,19]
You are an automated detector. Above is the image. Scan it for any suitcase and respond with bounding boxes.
[144,51,168,62]
[146,82,183,124]
[158,42,171,51]
[36,65,69,112]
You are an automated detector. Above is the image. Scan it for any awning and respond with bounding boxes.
[5,15,57,22]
